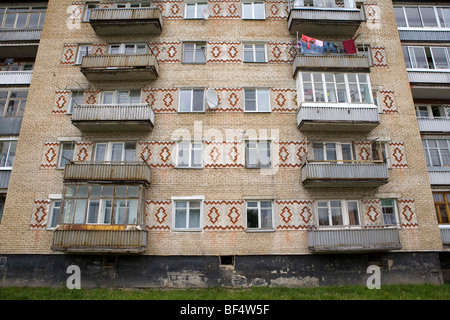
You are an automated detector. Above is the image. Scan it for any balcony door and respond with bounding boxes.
[94,142,136,163]
[312,142,353,164]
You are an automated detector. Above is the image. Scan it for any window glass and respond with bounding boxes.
[420,7,438,27]
[347,201,359,225]
[381,199,396,225]
[48,201,62,228]
[437,7,450,27]
[431,47,450,69]
[59,142,74,168]
[394,7,407,27]
[405,7,422,27]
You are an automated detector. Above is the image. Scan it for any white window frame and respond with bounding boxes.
[76,44,92,64]
[176,141,203,168]
[316,200,361,227]
[178,88,205,112]
[246,200,274,231]
[108,43,147,54]
[58,141,75,169]
[115,2,152,8]
[68,90,83,114]
[415,105,449,119]
[83,2,99,21]
[243,43,267,63]
[298,72,374,105]
[311,142,353,163]
[242,2,265,20]
[244,88,271,112]
[422,138,450,168]
[184,2,208,19]
[245,140,271,168]
[172,196,204,231]
[0,138,18,169]
[0,89,28,117]
[101,90,142,105]
[93,142,136,162]
[395,5,450,29]
[380,199,400,226]
[0,6,46,29]
[182,42,207,64]
[47,198,62,230]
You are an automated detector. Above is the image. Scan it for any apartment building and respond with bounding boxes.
[0,0,447,288]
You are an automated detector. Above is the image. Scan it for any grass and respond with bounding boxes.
[0,284,449,300]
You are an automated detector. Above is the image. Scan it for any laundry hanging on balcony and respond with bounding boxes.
[298,35,357,54]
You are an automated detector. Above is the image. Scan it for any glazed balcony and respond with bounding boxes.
[287,4,364,36]
[0,29,41,58]
[297,104,379,131]
[0,117,22,135]
[63,162,151,185]
[80,53,159,81]
[0,71,32,85]
[307,227,402,253]
[417,117,450,133]
[0,170,11,189]
[292,53,370,76]
[71,103,155,131]
[89,7,163,35]
[301,161,389,187]
[52,227,147,253]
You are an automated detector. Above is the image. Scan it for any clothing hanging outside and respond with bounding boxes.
[298,34,357,55]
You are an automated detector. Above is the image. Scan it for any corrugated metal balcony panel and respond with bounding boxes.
[80,53,159,81]
[71,104,155,131]
[417,118,450,133]
[407,70,450,84]
[63,162,151,184]
[0,117,22,135]
[308,227,402,252]
[288,7,364,36]
[52,229,148,253]
[89,7,163,35]
[398,29,450,42]
[297,104,379,131]
[0,71,32,85]
[0,29,42,42]
[302,162,389,187]
[0,170,11,189]
[428,170,450,185]
[440,227,450,247]
[292,54,370,75]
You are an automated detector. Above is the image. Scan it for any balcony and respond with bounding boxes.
[89,7,163,36]
[0,29,41,59]
[0,71,32,85]
[307,227,402,253]
[297,104,379,131]
[398,29,450,43]
[288,6,364,36]
[71,103,155,131]
[0,117,22,135]
[417,117,450,133]
[407,70,450,85]
[428,168,450,186]
[80,53,159,81]
[52,227,147,253]
[0,170,11,189]
[63,162,151,185]
[292,54,370,76]
[301,161,389,187]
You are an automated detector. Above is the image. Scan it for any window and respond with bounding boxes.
[109,43,147,54]
[242,2,265,19]
[94,142,136,162]
[116,2,152,8]
[83,3,98,21]
[415,105,449,118]
[433,193,450,224]
[174,200,201,230]
[243,44,266,63]
[76,45,92,64]
[394,6,450,29]
[58,142,75,168]
[47,200,62,229]
[183,43,206,63]
[0,140,17,168]
[179,89,205,112]
[245,141,271,168]
[422,139,450,167]
[0,6,46,29]
[0,90,28,117]
[177,142,202,168]
[380,199,398,225]
[60,185,141,225]
[69,91,83,113]
[244,89,270,112]
[317,200,360,226]
[312,142,353,162]
[246,201,273,230]
[102,90,141,105]
[185,2,207,19]
[299,73,373,104]
[403,46,450,70]
[0,196,4,224]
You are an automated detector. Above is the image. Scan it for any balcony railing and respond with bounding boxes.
[440,227,450,247]
[407,70,450,84]
[398,29,450,42]
[0,71,32,85]
[0,29,42,42]
[308,227,402,252]
[292,53,370,76]
[89,7,163,35]
[71,103,155,131]
[80,53,159,81]
[428,169,450,186]
[297,104,379,131]
[63,162,151,185]
[302,161,389,187]
[52,228,147,253]
[288,6,364,36]
[0,117,22,135]
[417,117,450,133]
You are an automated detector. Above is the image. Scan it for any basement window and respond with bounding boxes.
[220,255,235,267]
